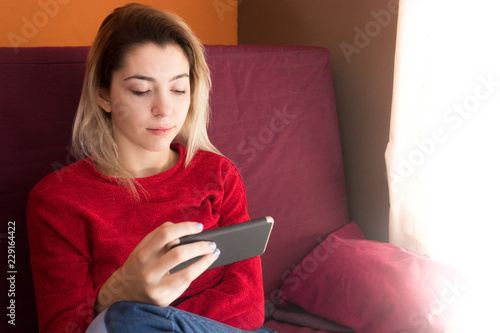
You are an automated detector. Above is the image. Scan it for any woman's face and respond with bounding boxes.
[97,42,191,156]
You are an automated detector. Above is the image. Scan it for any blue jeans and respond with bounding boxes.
[86,301,277,333]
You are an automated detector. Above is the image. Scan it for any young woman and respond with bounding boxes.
[27,4,275,333]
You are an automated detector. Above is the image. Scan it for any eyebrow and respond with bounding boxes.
[124,73,189,82]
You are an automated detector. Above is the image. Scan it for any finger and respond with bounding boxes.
[159,241,217,275]
[164,238,180,252]
[138,222,174,246]
[140,241,215,283]
[147,249,221,308]
[140,222,204,260]
[164,248,221,288]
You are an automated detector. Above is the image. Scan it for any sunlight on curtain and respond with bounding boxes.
[386,0,500,331]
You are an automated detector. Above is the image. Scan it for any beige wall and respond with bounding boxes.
[239,0,399,241]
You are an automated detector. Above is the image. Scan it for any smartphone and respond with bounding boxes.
[169,216,274,274]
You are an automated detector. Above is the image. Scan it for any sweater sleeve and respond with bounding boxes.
[27,182,97,333]
[175,162,265,330]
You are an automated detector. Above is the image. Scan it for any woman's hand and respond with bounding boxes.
[95,222,219,313]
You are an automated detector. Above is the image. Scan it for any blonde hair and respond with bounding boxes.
[72,3,219,197]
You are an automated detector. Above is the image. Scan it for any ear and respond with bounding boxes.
[96,89,111,113]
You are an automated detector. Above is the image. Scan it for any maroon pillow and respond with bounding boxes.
[328,221,366,240]
[278,223,465,333]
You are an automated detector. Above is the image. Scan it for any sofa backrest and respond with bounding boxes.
[0,45,349,330]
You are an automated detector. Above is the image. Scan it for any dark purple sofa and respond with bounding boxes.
[0,45,351,332]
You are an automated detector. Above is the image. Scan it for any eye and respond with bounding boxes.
[131,90,151,96]
[172,89,187,95]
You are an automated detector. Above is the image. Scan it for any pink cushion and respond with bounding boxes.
[327,221,366,240]
[278,223,464,333]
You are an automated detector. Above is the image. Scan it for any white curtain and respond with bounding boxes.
[386,0,500,330]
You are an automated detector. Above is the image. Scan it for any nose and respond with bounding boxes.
[151,91,173,117]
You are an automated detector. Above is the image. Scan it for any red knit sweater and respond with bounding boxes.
[27,143,264,333]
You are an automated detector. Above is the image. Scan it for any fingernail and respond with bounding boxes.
[196,223,203,230]
[213,249,221,258]
[209,242,216,250]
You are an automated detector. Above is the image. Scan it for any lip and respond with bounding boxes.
[147,126,175,136]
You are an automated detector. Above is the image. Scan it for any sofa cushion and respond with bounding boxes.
[264,320,334,333]
[270,303,353,332]
[278,223,465,333]
[205,45,349,300]
[0,45,349,331]
[0,46,88,333]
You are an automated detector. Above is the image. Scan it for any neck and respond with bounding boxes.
[118,147,178,178]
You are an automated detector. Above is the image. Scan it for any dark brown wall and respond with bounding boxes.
[238,0,399,241]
